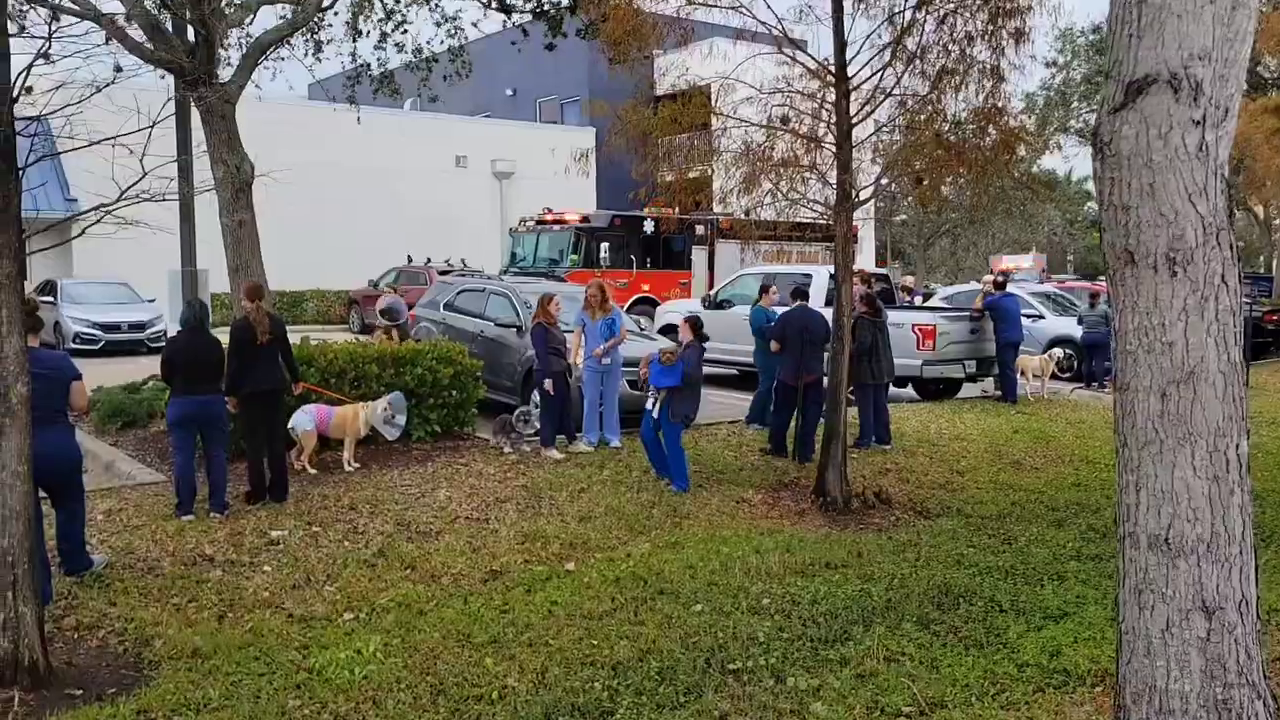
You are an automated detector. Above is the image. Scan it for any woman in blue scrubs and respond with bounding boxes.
[24,297,107,605]
[571,279,629,448]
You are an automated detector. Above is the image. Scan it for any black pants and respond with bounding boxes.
[539,371,577,448]
[769,378,824,463]
[239,390,289,503]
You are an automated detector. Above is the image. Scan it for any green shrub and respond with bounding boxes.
[89,376,168,433]
[290,339,484,441]
[211,289,349,327]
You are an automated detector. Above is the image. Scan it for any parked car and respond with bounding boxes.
[653,265,998,401]
[926,281,1085,379]
[409,275,667,428]
[30,277,166,353]
[1048,280,1109,307]
[347,258,484,334]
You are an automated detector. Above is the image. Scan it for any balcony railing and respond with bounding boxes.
[656,130,714,171]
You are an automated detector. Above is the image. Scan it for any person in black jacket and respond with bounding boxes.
[530,292,592,459]
[161,298,230,519]
[224,282,301,506]
[638,315,707,493]
[850,291,894,450]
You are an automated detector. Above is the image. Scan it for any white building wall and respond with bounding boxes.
[25,223,74,282]
[43,77,596,311]
[654,37,877,269]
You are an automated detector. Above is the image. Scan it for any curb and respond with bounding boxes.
[77,429,168,491]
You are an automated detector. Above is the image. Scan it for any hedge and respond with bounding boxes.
[88,339,484,448]
[211,289,349,327]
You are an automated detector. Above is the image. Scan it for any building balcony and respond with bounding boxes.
[656,130,713,171]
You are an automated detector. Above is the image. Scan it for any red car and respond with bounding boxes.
[1048,280,1108,307]
[347,259,481,334]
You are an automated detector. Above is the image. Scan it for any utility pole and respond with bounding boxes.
[172,12,197,303]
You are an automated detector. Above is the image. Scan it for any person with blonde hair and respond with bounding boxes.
[224,282,301,506]
[571,279,629,448]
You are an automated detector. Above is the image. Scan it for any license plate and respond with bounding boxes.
[964,360,977,374]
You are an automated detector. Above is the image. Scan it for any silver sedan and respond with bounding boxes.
[30,278,167,353]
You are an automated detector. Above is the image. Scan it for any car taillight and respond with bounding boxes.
[912,324,937,352]
[408,311,417,325]
[1264,310,1280,326]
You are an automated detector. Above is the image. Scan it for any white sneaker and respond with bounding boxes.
[607,440,624,449]
[179,514,196,522]
[566,441,594,454]
[542,448,566,460]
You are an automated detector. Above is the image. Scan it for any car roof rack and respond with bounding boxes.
[445,269,500,281]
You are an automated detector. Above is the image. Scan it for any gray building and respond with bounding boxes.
[308,16,793,211]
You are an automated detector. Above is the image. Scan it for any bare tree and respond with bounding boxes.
[602,0,1037,509]
[1095,0,1278,716]
[0,0,51,690]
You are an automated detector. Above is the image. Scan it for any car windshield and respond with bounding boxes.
[1026,290,1081,317]
[506,230,583,269]
[62,282,144,305]
[518,290,642,333]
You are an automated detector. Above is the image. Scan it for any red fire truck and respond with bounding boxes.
[504,207,838,320]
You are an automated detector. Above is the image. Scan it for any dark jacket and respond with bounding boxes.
[224,312,299,398]
[767,303,831,385]
[850,311,895,385]
[531,321,570,381]
[161,328,226,397]
[666,341,705,428]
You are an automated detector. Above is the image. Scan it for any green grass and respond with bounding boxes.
[54,372,1280,718]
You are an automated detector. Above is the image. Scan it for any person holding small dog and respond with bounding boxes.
[851,291,894,449]
[160,298,230,520]
[225,282,302,506]
[766,285,830,463]
[1077,289,1113,391]
[572,279,629,449]
[639,314,708,493]
[531,293,592,459]
[744,283,780,430]
[972,273,1023,404]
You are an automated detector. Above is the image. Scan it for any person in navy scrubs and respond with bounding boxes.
[24,296,107,605]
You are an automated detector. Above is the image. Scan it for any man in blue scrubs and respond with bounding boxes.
[974,273,1024,404]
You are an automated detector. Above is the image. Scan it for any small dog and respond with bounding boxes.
[1015,347,1066,400]
[288,395,395,474]
[490,413,533,454]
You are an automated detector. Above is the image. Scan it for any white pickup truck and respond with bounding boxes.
[652,264,997,400]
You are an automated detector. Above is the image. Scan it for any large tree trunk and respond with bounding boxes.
[1094,0,1275,716]
[196,89,271,306]
[812,0,854,511]
[0,8,53,688]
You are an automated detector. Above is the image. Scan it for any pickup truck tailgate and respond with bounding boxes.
[888,308,996,380]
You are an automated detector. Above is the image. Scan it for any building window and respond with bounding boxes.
[536,96,561,124]
[560,97,583,126]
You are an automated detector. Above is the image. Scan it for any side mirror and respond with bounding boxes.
[367,278,377,288]
[1021,309,1045,320]
[37,296,55,305]
[701,293,713,310]
[144,297,156,304]
[598,241,611,267]
[494,319,524,331]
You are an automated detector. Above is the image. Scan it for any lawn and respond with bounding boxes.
[45,368,1280,718]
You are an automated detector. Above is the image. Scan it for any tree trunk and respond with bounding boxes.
[196,89,271,306]
[1094,0,1276,716]
[0,8,53,688]
[811,0,854,511]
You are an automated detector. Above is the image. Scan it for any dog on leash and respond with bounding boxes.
[1014,347,1065,400]
[287,395,396,474]
[489,413,533,453]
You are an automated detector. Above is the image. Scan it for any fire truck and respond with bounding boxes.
[990,253,1048,283]
[503,207,844,320]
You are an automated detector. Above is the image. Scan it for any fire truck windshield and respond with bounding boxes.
[506,230,583,269]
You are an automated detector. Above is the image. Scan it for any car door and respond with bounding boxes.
[474,289,528,401]
[439,286,488,357]
[1014,294,1051,354]
[395,268,431,308]
[702,271,770,363]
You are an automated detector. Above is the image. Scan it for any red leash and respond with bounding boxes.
[299,382,356,404]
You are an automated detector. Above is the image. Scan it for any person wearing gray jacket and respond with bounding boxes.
[1077,290,1113,390]
[850,291,895,450]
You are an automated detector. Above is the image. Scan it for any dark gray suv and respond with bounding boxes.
[410,275,667,425]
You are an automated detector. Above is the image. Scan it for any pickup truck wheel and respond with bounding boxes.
[347,304,369,335]
[1049,341,1082,381]
[910,379,963,401]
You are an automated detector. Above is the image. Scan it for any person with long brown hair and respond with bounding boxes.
[570,278,628,448]
[530,292,592,458]
[224,281,301,506]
